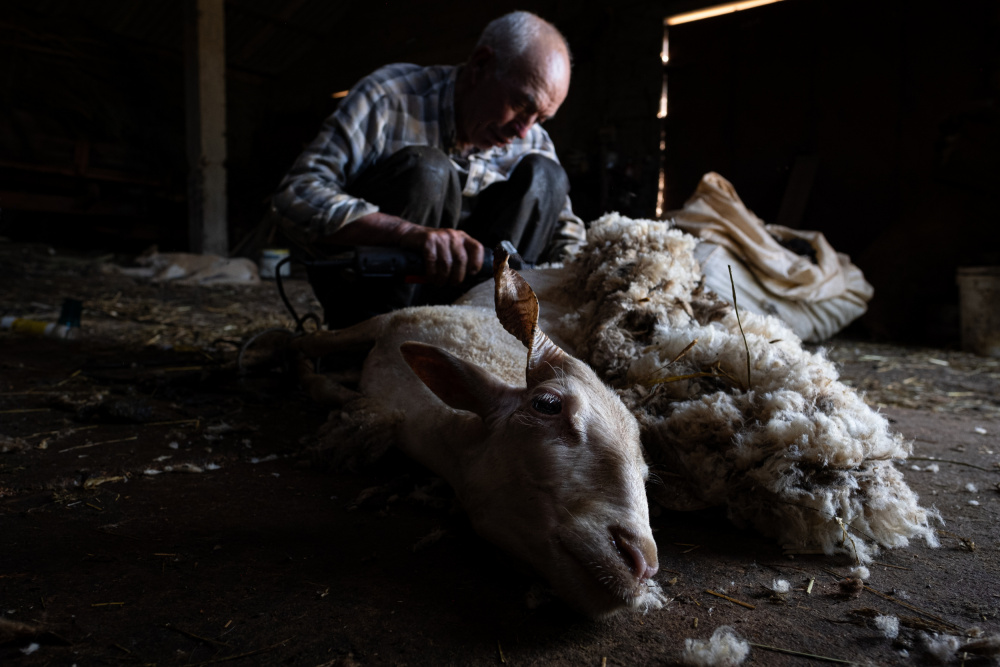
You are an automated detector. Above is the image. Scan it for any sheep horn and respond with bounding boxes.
[493,244,566,384]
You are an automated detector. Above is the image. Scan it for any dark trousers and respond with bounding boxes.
[308,146,570,328]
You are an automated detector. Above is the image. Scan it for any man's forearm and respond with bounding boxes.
[320,212,484,286]
[317,212,416,249]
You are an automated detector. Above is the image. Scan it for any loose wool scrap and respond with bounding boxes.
[551,213,940,563]
[769,579,791,593]
[682,626,751,667]
[874,615,900,639]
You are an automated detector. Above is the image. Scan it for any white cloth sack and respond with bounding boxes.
[669,172,873,342]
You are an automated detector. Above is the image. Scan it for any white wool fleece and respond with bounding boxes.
[546,213,940,563]
[682,626,751,666]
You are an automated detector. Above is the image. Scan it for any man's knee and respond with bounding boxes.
[509,153,569,199]
[353,146,461,227]
[388,146,457,195]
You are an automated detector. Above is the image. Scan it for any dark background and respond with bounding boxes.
[1,0,998,344]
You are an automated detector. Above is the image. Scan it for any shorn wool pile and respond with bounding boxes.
[539,213,940,563]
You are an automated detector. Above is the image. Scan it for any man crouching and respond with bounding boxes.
[268,11,584,328]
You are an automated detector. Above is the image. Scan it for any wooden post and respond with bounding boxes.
[184,0,228,255]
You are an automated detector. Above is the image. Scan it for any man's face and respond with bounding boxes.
[458,42,570,151]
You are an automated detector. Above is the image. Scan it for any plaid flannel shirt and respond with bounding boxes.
[269,63,586,257]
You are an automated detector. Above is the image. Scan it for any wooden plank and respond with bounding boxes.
[234,0,309,64]
[0,191,140,216]
[0,157,166,187]
[0,31,268,84]
[775,154,819,230]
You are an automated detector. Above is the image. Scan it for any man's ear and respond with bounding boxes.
[400,341,513,420]
[467,45,494,83]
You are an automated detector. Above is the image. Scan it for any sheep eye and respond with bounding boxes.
[531,393,562,415]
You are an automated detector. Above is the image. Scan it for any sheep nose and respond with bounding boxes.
[610,526,659,581]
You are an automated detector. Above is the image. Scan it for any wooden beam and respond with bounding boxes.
[184,0,228,256]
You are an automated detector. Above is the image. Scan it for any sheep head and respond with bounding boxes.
[399,248,659,617]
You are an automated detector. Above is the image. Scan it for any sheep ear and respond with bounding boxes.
[400,341,508,418]
[493,245,566,385]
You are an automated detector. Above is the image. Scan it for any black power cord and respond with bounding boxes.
[274,255,323,333]
[237,255,319,375]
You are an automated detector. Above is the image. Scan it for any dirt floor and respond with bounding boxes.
[1,241,999,666]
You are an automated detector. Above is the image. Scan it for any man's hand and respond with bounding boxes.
[397,225,484,285]
[324,212,484,285]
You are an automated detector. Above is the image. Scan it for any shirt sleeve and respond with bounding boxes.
[268,80,389,244]
[549,196,587,260]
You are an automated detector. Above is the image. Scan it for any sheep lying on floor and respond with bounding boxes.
[459,213,940,563]
[295,251,665,617]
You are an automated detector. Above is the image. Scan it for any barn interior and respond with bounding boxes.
[2,1,999,665]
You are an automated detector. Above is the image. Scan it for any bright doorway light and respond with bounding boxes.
[665,0,784,26]
[657,76,668,119]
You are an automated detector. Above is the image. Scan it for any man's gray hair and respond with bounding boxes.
[476,11,571,79]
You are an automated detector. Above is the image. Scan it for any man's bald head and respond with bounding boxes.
[455,12,571,151]
[475,11,571,82]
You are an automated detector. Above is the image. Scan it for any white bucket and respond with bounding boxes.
[956,266,1000,357]
[259,248,291,280]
